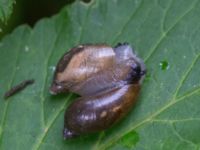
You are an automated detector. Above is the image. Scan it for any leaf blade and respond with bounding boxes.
[0,0,200,149]
[0,0,14,22]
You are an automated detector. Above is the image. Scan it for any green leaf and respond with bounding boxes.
[0,0,200,149]
[0,0,15,22]
[120,131,139,149]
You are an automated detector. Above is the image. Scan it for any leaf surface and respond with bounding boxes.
[0,0,14,22]
[0,0,200,149]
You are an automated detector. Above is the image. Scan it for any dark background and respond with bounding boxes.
[0,0,91,39]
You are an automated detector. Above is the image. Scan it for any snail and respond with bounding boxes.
[49,43,146,139]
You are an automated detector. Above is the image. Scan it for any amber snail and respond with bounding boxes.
[49,43,146,139]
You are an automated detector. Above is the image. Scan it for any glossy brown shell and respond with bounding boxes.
[49,43,146,139]
[64,84,140,136]
[50,44,116,95]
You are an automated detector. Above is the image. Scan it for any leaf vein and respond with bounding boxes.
[111,0,143,44]
[32,94,73,150]
[144,0,199,62]
[171,123,197,147]
[78,2,93,43]
[161,0,173,32]
[98,87,200,150]
[173,54,200,100]
[0,29,27,144]
[152,118,200,123]
[40,23,63,127]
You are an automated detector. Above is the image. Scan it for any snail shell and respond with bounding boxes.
[50,43,146,139]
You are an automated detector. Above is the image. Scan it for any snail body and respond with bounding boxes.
[50,43,146,139]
